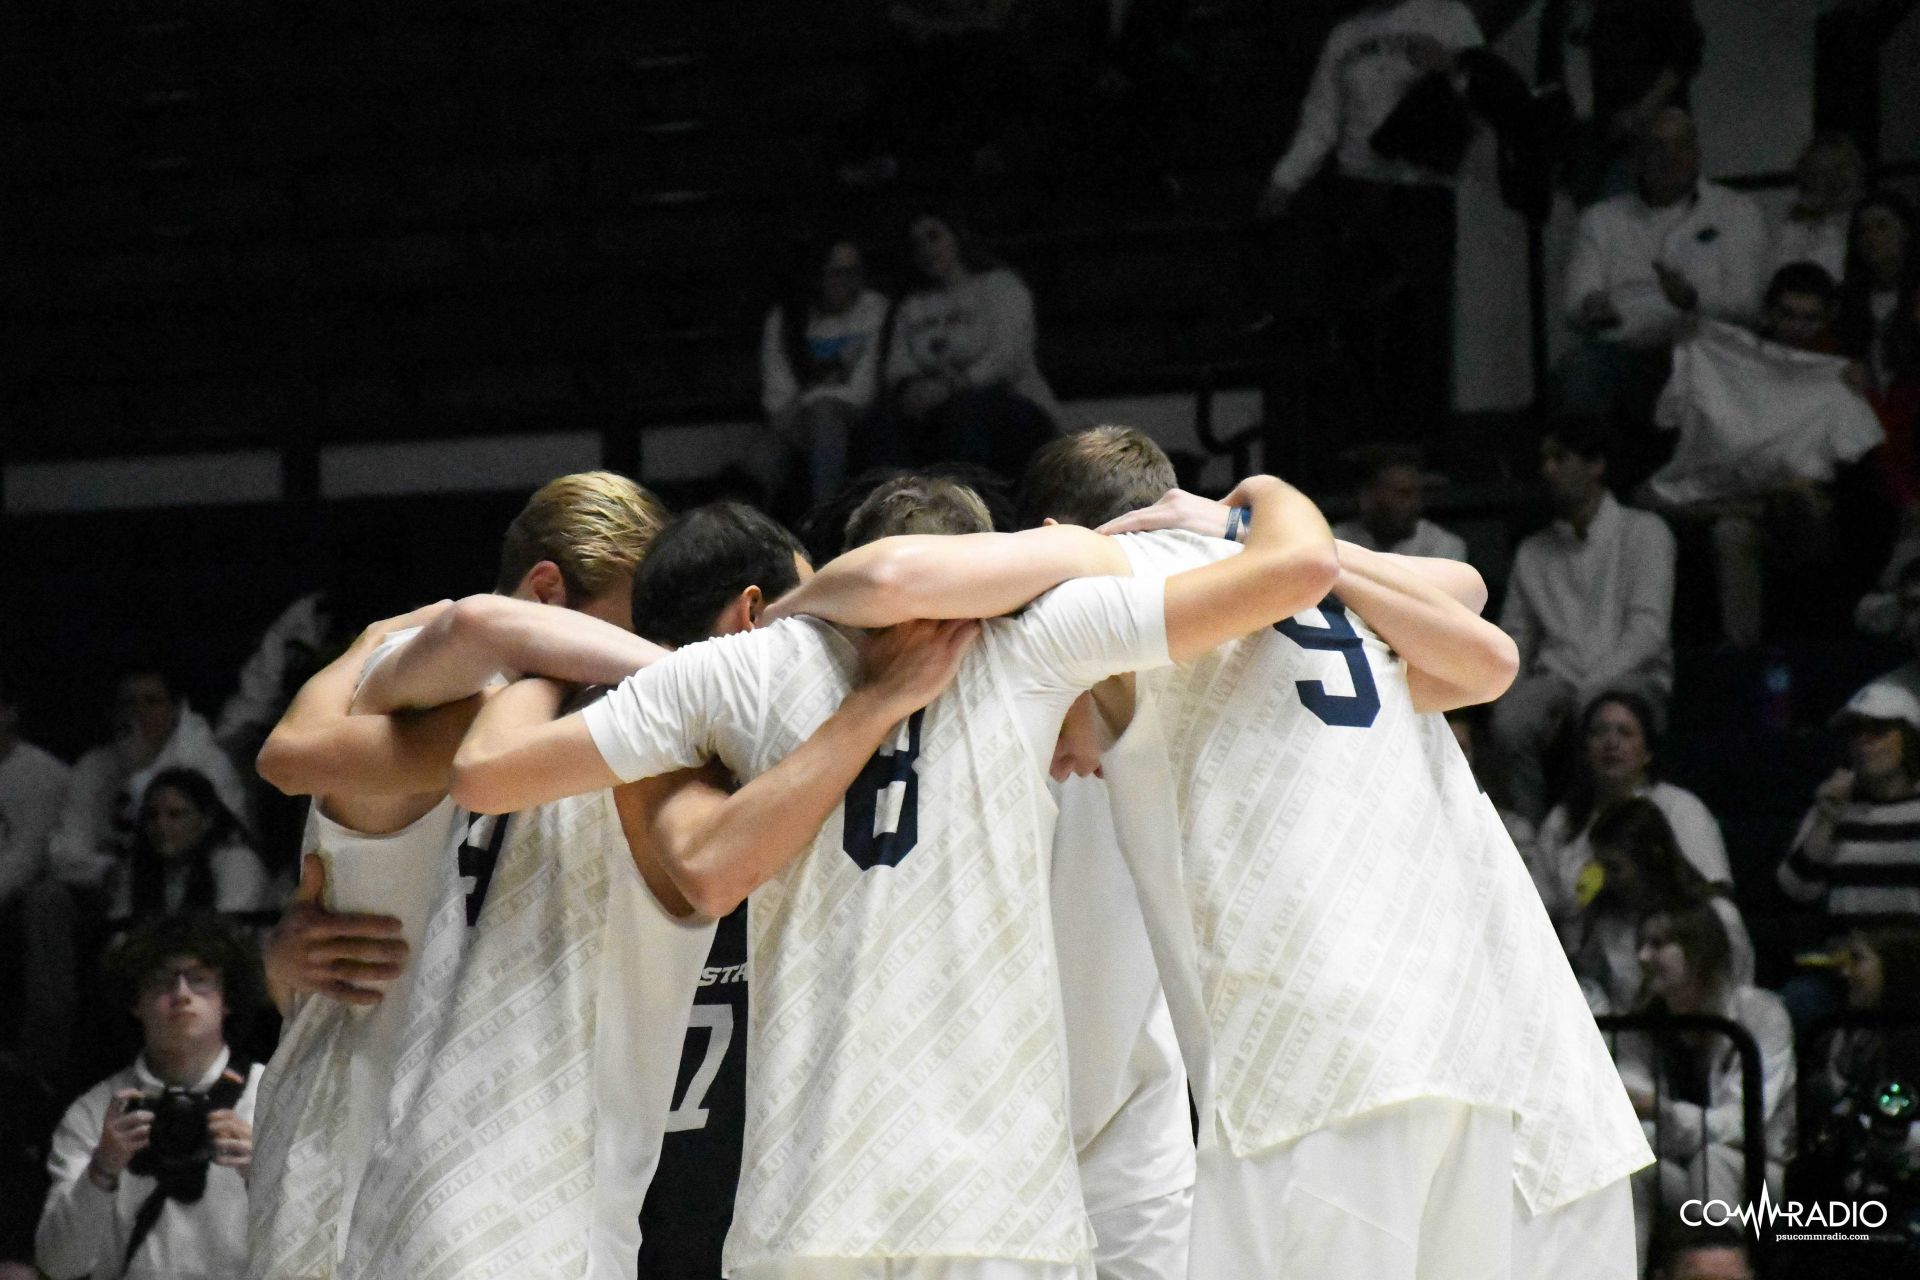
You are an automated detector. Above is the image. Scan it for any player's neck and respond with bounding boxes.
[144,1039,224,1088]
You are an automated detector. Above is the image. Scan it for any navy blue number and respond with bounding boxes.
[457,812,511,925]
[1273,599,1381,728]
[841,710,924,870]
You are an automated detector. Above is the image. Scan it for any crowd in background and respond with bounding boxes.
[3,2,1919,1277]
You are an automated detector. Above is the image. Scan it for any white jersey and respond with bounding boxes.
[1105,531,1652,1213]
[582,577,1172,1270]
[249,630,464,1280]
[1050,775,1194,1218]
[343,784,715,1280]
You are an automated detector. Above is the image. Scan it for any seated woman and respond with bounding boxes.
[1779,677,1920,1028]
[759,236,890,509]
[110,768,279,923]
[1616,902,1797,1212]
[884,212,1057,476]
[1569,797,1753,1014]
[1536,691,1732,926]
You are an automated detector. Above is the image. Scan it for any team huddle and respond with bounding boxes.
[246,426,1653,1280]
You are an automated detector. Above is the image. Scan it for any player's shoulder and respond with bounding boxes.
[1112,528,1235,576]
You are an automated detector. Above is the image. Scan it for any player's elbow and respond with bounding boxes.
[255,731,319,796]
[680,870,746,920]
[1472,626,1521,702]
[448,744,518,815]
[1268,544,1342,614]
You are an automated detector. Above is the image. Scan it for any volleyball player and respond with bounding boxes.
[446,471,1344,1280]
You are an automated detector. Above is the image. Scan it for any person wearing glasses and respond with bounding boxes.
[36,915,264,1280]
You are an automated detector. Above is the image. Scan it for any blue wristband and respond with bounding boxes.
[1224,506,1250,542]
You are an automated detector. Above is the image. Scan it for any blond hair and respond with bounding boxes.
[842,474,993,549]
[494,471,668,600]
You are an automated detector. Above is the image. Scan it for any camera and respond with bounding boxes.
[125,1086,215,1178]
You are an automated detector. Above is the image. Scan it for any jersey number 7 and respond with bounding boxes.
[841,709,924,870]
[1274,599,1381,729]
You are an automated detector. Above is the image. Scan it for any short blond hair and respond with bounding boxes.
[494,471,668,599]
[842,474,993,549]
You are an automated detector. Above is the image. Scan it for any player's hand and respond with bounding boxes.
[264,854,408,1007]
[1050,692,1106,781]
[1652,262,1698,312]
[1097,488,1230,539]
[207,1109,253,1175]
[93,1090,153,1179]
[857,619,981,718]
[1575,291,1621,330]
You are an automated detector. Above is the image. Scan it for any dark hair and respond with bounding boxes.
[1588,797,1710,915]
[629,502,806,649]
[1764,260,1839,310]
[843,474,993,549]
[1352,442,1425,487]
[776,235,863,391]
[1650,1224,1750,1277]
[129,768,245,923]
[1641,900,1734,995]
[1564,690,1663,829]
[1838,189,1920,377]
[105,913,267,1025]
[906,211,1000,286]
[1542,415,1615,464]
[1017,426,1177,529]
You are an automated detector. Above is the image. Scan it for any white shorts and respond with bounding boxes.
[731,1261,1093,1280]
[1089,1185,1193,1280]
[1189,1099,1636,1280]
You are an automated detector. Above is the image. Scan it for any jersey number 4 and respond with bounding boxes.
[1274,599,1381,729]
[841,709,924,870]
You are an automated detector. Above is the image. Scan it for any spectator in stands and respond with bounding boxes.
[1648,1225,1754,1280]
[109,770,275,925]
[25,669,248,1082]
[1640,262,1883,647]
[1332,444,1468,560]
[1491,419,1676,820]
[1535,691,1732,917]
[760,237,891,510]
[1257,0,1485,433]
[1540,0,1705,207]
[1557,108,1767,477]
[36,915,263,1280]
[1617,901,1796,1205]
[1859,553,1920,652]
[885,213,1057,477]
[1809,923,1920,1125]
[1768,134,1866,282]
[1779,678,1920,927]
[1838,190,1919,394]
[1564,796,1751,1015]
[48,667,249,894]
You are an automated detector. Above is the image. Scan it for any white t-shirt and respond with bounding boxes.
[1647,318,1884,505]
[1050,774,1194,1217]
[582,577,1171,1269]
[1102,530,1652,1213]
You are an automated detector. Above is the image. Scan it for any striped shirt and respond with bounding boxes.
[1778,793,1920,920]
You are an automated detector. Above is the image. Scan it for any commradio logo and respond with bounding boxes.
[1681,1183,1888,1240]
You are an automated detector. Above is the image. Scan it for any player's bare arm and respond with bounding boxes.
[450,619,979,851]
[353,593,668,715]
[1159,475,1341,662]
[763,524,1128,627]
[1331,541,1519,714]
[255,600,472,802]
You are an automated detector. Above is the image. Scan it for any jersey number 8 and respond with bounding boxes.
[841,709,924,870]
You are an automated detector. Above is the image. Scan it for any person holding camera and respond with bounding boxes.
[36,914,262,1280]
